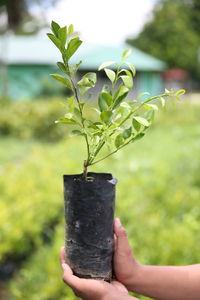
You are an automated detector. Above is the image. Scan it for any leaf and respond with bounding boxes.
[122,127,132,139]
[145,110,155,122]
[47,33,61,50]
[133,116,150,127]
[144,103,158,111]
[122,49,132,60]
[98,92,113,111]
[100,110,112,123]
[120,75,133,89]
[68,24,74,36]
[65,37,82,60]
[113,86,129,109]
[70,130,83,136]
[55,117,76,124]
[115,134,124,148]
[136,92,150,99]
[58,26,67,48]
[57,62,69,74]
[85,72,96,85]
[98,61,115,71]
[132,118,141,131]
[51,21,60,37]
[175,89,185,96]
[133,132,145,141]
[98,93,108,112]
[125,62,136,76]
[104,68,116,83]
[160,97,166,108]
[50,74,73,90]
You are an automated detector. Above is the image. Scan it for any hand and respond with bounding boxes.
[114,218,142,289]
[60,247,138,300]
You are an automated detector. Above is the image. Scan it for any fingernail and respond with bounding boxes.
[116,218,122,227]
[62,263,67,271]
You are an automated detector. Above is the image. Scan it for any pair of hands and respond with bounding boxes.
[60,218,140,300]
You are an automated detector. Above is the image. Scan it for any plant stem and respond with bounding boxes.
[64,61,91,170]
[90,134,137,166]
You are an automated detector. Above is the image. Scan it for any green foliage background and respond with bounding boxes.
[0,99,200,300]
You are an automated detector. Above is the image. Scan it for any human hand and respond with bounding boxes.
[60,247,138,300]
[114,218,142,290]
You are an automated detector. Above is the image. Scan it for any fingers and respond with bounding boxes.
[60,246,65,265]
[114,218,132,257]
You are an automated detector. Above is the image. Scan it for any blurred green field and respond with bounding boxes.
[0,100,200,300]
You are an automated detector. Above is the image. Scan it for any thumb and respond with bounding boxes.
[114,218,132,257]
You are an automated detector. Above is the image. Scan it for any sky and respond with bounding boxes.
[45,0,156,45]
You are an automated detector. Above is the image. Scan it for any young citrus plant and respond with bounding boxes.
[47,21,185,180]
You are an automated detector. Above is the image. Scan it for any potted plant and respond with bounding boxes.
[47,21,185,281]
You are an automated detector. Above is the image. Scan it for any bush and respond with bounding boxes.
[0,99,67,141]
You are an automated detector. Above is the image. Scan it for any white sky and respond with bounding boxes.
[46,0,155,45]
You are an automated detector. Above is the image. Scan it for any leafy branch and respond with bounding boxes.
[47,21,185,180]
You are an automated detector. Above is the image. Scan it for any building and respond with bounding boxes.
[0,35,167,100]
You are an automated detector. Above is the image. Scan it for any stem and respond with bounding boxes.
[83,160,88,180]
[63,61,91,170]
[90,134,136,166]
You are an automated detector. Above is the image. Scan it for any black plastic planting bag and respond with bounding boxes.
[63,172,117,281]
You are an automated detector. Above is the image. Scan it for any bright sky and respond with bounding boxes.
[46,0,155,45]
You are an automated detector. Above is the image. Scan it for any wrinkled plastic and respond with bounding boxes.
[63,172,117,281]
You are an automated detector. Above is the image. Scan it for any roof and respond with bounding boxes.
[0,35,167,71]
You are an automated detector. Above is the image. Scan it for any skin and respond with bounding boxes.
[61,218,200,300]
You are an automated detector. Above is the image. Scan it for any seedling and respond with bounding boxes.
[47,21,185,180]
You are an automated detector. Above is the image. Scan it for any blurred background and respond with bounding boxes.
[0,0,199,299]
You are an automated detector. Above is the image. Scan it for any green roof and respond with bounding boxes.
[0,36,167,71]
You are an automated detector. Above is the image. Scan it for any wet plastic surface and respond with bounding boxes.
[63,172,117,281]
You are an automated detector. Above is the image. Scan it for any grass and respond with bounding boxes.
[0,102,200,300]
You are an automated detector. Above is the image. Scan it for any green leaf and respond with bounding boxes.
[104,68,116,83]
[113,86,129,109]
[57,62,69,74]
[98,61,115,71]
[136,92,150,99]
[55,117,76,124]
[175,89,185,96]
[125,62,136,76]
[132,118,141,131]
[144,103,158,111]
[120,75,133,89]
[58,26,67,48]
[122,127,132,139]
[145,110,155,122]
[133,132,145,141]
[68,24,74,36]
[47,33,61,50]
[122,49,132,60]
[70,130,83,136]
[50,74,73,90]
[66,97,74,112]
[98,92,113,111]
[51,21,60,37]
[85,72,96,85]
[100,110,112,123]
[65,37,82,60]
[133,116,150,127]
[98,93,108,112]
[160,97,166,108]
[115,134,124,148]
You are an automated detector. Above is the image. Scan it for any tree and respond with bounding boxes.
[127,0,200,80]
[0,0,59,34]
